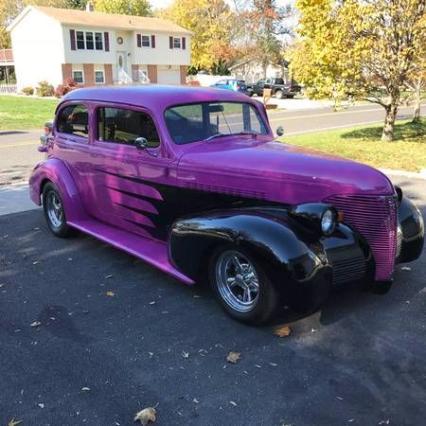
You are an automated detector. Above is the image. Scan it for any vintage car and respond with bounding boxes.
[30,86,424,325]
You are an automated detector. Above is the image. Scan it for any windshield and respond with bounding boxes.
[164,102,268,145]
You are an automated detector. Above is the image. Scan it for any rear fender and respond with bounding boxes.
[29,158,86,222]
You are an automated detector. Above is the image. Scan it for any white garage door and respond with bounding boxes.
[157,67,180,85]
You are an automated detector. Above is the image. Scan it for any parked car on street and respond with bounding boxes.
[210,78,250,96]
[31,86,424,324]
[247,78,301,98]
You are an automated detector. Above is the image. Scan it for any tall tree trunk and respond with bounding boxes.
[412,78,422,123]
[381,102,398,142]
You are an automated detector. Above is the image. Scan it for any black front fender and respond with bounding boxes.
[170,209,334,311]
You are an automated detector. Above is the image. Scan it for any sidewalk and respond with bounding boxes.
[0,183,39,216]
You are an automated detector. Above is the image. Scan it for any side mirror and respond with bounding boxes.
[135,137,148,150]
[276,126,284,137]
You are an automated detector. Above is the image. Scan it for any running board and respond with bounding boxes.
[68,219,195,285]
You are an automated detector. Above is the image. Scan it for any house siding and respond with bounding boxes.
[10,8,64,90]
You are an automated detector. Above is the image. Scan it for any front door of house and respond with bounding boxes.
[116,51,130,82]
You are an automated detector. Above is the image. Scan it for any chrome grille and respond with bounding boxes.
[325,195,397,281]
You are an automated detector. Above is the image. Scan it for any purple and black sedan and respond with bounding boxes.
[30,85,424,324]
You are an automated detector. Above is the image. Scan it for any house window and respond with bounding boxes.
[73,71,84,84]
[95,32,103,50]
[97,107,160,148]
[85,32,94,50]
[76,31,85,49]
[95,70,105,84]
[173,37,181,49]
[141,35,150,47]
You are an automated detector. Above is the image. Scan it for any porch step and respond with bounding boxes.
[68,218,194,285]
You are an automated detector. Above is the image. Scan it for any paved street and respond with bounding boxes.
[0,174,425,425]
[0,103,424,186]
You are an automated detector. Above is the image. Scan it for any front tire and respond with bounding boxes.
[42,182,73,238]
[275,90,284,99]
[208,246,280,325]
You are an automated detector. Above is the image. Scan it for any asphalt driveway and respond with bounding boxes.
[1,175,425,425]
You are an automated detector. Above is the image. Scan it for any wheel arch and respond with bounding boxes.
[29,158,86,222]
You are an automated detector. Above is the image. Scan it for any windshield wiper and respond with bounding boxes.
[204,131,258,142]
[204,132,227,141]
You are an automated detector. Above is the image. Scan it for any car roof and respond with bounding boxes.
[62,85,256,112]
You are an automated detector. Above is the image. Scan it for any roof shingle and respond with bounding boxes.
[31,6,192,34]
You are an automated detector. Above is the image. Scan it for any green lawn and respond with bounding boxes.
[283,119,426,172]
[0,95,58,130]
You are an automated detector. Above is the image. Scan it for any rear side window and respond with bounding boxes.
[97,107,160,148]
[56,104,89,138]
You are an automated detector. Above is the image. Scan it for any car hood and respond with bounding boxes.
[177,138,394,205]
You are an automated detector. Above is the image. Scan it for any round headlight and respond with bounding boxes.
[321,209,336,235]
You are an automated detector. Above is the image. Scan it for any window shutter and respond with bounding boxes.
[70,29,76,51]
[169,36,173,49]
[182,37,186,50]
[151,35,156,48]
[137,34,141,47]
[104,32,109,51]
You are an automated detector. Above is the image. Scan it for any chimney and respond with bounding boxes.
[86,1,94,12]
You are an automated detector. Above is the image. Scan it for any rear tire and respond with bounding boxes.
[208,245,280,325]
[42,182,74,238]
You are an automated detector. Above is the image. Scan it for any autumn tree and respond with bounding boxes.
[94,0,151,16]
[160,0,235,72]
[292,0,426,141]
[233,0,294,78]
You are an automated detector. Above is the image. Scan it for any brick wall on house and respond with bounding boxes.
[83,64,94,86]
[62,64,72,82]
[147,65,157,83]
[104,64,113,84]
[180,65,187,85]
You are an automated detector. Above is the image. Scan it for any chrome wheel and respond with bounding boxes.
[46,190,64,229]
[215,250,260,313]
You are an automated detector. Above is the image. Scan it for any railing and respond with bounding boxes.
[0,84,17,94]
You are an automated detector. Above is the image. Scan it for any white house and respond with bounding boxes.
[7,5,192,90]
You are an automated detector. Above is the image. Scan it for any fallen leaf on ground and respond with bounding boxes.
[181,351,190,358]
[8,418,22,426]
[274,324,292,338]
[37,403,45,408]
[106,291,115,297]
[81,387,90,391]
[105,274,113,279]
[134,407,156,425]
[30,321,41,327]
[401,266,411,271]
[229,401,237,407]
[226,351,241,364]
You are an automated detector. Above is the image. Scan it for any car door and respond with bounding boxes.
[54,102,93,206]
[87,104,175,241]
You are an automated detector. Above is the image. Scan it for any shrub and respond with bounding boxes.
[36,80,55,97]
[54,78,78,98]
[22,86,34,96]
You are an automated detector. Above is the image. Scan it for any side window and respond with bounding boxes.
[97,107,160,148]
[56,104,89,138]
